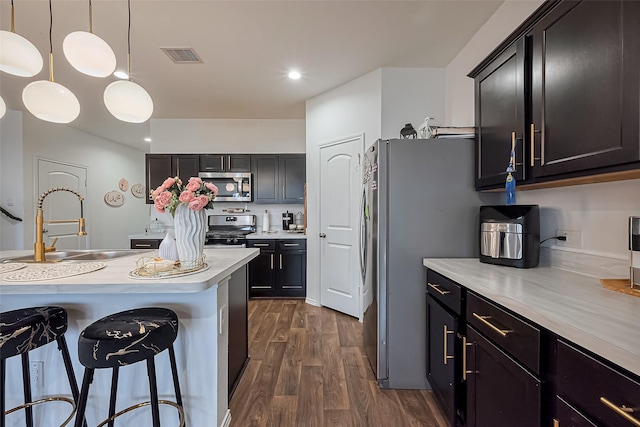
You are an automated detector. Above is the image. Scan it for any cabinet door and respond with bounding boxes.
[145,154,172,204]
[426,295,458,426]
[171,154,200,183]
[277,251,306,298]
[474,38,527,189]
[466,326,541,427]
[228,155,251,172]
[530,1,640,177]
[248,250,276,297]
[279,155,305,203]
[199,154,225,172]
[130,239,162,249]
[252,155,279,204]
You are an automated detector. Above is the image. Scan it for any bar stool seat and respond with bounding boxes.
[1,306,82,427]
[74,307,185,427]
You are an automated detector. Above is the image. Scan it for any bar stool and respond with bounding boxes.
[0,306,83,427]
[73,308,185,427]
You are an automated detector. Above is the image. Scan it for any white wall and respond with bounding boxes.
[305,67,445,306]
[21,115,149,250]
[444,0,639,259]
[0,111,25,250]
[150,119,305,153]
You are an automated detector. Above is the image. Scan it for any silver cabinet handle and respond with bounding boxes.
[319,233,326,238]
[270,253,274,270]
[279,254,283,269]
[220,156,225,171]
[283,243,299,247]
[253,243,269,247]
[135,244,153,248]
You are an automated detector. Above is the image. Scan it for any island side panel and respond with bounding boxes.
[0,285,222,427]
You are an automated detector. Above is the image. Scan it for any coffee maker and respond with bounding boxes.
[282,211,294,230]
[479,205,540,268]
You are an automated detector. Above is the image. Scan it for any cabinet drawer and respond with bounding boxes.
[130,239,161,249]
[278,240,306,251]
[555,396,597,427]
[426,269,463,315]
[557,340,640,427]
[247,240,276,251]
[467,292,541,375]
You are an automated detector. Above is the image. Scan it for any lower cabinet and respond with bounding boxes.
[247,239,306,298]
[465,326,541,427]
[130,238,162,249]
[228,265,249,399]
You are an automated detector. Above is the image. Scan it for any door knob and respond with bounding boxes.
[319,233,326,238]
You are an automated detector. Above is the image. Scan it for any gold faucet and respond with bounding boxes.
[34,188,87,262]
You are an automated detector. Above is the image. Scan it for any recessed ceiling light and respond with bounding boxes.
[144,137,152,142]
[288,70,301,80]
[113,70,128,79]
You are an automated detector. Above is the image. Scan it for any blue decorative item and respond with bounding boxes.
[505,146,516,205]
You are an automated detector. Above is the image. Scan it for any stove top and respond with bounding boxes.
[205,214,256,246]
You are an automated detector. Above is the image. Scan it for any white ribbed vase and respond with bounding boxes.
[173,204,206,269]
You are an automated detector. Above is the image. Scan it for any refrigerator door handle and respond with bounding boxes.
[359,187,367,282]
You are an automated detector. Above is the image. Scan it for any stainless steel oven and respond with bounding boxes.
[198,172,251,202]
[205,214,256,247]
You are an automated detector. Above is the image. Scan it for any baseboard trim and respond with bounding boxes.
[305,297,320,307]
[220,409,232,427]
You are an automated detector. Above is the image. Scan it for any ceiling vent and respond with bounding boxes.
[161,48,203,64]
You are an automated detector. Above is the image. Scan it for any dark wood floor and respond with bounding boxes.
[229,299,448,427]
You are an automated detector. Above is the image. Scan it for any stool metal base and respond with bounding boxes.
[4,396,76,427]
[95,400,185,427]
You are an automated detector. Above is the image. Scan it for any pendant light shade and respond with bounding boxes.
[0,30,43,77]
[23,79,80,123]
[0,95,6,118]
[63,31,116,77]
[103,79,153,123]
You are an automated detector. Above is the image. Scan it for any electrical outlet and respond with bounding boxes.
[556,229,583,249]
[29,361,44,389]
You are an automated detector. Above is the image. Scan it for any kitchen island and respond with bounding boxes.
[0,248,258,427]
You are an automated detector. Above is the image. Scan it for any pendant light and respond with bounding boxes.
[103,0,153,123]
[22,0,80,124]
[0,96,6,119]
[63,0,116,78]
[0,0,43,77]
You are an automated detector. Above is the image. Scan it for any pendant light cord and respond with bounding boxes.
[10,0,15,32]
[49,0,54,82]
[89,0,93,33]
[127,0,131,80]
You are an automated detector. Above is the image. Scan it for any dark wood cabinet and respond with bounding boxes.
[200,154,251,172]
[465,326,542,427]
[554,396,598,427]
[228,265,249,399]
[247,239,306,298]
[252,154,305,204]
[171,154,200,182]
[529,1,640,178]
[145,154,172,203]
[426,294,459,426]
[470,0,640,190]
[130,238,162,249]
[473,38,527,189]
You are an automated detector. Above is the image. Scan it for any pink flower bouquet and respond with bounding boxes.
[151,176,218,216]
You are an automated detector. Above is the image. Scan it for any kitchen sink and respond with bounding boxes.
[0,249,151,263]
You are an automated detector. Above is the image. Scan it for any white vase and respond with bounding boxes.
[158,230,178,261]
[173,203,206,269]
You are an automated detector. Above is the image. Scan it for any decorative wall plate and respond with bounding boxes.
[118,178,129,191]
[131,183,146,198]
[104,190,124,207]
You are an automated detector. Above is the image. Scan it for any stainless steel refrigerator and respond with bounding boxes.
[361,138,497,389]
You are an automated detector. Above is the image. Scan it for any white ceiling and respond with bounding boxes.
[0,0,503,149]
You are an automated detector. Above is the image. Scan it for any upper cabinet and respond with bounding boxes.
[528,0,640,178]
[172,154,200,182]
[470,0,640,190]
[473,38,527,189]
[145,154,172,203]
[252,154,306,204]
[199,154,251,172]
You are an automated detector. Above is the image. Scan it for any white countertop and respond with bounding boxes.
[246,231,307,239]
[0,248,259,295]
[128,233,166,240]
[423,250,640,377]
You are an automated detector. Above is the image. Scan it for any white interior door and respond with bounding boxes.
[37,159,88,250]
[319,135,363,318]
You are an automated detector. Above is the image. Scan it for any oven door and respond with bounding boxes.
[198,172,251,202]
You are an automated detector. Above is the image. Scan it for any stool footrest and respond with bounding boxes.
[4,396,76,427]
[96,399,185,427]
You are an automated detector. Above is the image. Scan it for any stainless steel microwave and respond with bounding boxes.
[198,172,251,202]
